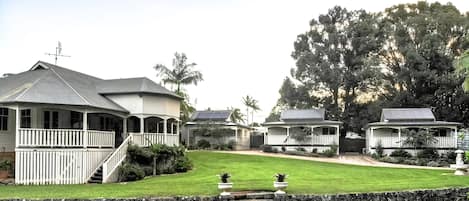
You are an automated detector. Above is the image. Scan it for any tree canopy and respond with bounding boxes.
[268,1,469,133]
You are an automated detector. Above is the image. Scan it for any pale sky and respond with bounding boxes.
[1,0,468,123]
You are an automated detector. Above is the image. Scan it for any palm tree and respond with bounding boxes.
[154,52,203,123]
[242,95,261,125]
[456,50,469,91]
[154,52,203,94]
[242,95,254,125]
[229,107,245,124]
[249,98,261,126]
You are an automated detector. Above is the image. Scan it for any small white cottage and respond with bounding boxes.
[366,108,461,155]
[183,110,251,150]
[263,109,342,153]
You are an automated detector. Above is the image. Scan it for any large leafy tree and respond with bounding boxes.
[154,52,203,123]
[381,2,469,125]
[289,6,384,132]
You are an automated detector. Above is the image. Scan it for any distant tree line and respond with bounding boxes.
[266,1,469,134]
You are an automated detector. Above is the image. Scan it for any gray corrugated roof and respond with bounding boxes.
[367,121,461,128]
[97,77,181,99]
[262,120,342,127]
[0,61,179,113]
[191,110,232,122]
[381,108,435,122]
[280,109,325,121]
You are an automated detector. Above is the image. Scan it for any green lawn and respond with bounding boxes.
[0,151,468,199]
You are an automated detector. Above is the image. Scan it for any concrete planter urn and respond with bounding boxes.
[273,181,288,195]
[450,150,468,176]
[217,173,232,196]
[274,173,288,195]
[218,182,233,196]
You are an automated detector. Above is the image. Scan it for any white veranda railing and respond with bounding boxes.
[18,128,115,148]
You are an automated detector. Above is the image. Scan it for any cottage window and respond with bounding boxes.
[70,111,82,129]
[0,108,8,131]
[322,127,336,135]
[20,109,31,128]
[44,111,59,129]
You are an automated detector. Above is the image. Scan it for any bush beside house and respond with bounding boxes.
[261,144,338,158]
[375,148,458,167]
[119,144,193,182]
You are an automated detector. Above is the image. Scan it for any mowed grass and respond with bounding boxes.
[0,151,468,199]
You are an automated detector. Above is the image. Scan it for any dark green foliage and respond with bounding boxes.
[127,144,153,165]
[121,144,192,181]
[196,139,211,149]
[312,148,318,153]
[261,145,278,153]
[390,150,412,158]
[275,173,287,182]
[281,146,286,152]
[295,147,306,152]
[376,141,384,158]
[175,157,193,172]
[321,149,336,158]
[0,160,12,171]
[118,162,145,182]
[219,172,230,183]
[417,148,439,160]
[402,129,438,149]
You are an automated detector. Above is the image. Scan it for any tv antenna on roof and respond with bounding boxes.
[45,41,71,65]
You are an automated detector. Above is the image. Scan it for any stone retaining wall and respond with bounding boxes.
[2,187,468,201]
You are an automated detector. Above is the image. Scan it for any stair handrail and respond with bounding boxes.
[102,134,132,183]
[85,149,115,182]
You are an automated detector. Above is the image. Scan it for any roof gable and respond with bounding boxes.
[381,108,435,122]
[191,110,232,122]
[280,109,325,121]
[97,77,181,99]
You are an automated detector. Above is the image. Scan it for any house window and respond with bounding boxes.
[70,111,82,129]
[99,116,113,131]
[0,108,8,131]
[322,127,336,135]
[432,128,448,137]
[44,111,59,129]
[20,109,31,128]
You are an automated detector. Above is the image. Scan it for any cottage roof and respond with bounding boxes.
[191,110,232,122]
[96,77,181,99]
[280,109,325,121]
[0,61,178,113]
[381,108,435,122]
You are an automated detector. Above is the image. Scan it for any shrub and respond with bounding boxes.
[376,141,384,158]
[196,139,211,149]
[175,156,193,172]
[403,159,417,165]
[275,173,287,182]
[379,156,400,164]
[219,172,230,183]
[427,161,440,167]
[0,160,12,171]
[127,144,154,165]
[390,150,412,158]
[295,147,306,152]
[416,158,429,166]
[261,145,274,153]
[281,146,286,152]
[227,140,236,150]
[312,148,318,153]
[417,148,439,159]
[118,163,145,182]
[321,149,336,158]
[141,165,153,176]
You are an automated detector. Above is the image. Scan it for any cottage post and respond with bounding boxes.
[123,118,127,139]
[83,110,88,148]
[163,118,167,144]
[15,105,20,148]
[140,117,144,134]
[398,128,402,148]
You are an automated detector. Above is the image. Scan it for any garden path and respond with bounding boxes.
[217,150,451,170]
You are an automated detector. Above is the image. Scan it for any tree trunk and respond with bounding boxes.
[153,156,157,176]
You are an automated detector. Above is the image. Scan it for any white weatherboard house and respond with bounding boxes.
[263,109,342,153]
[0,61,182,185]
[183,110,251,150]
[366,108,461,155]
